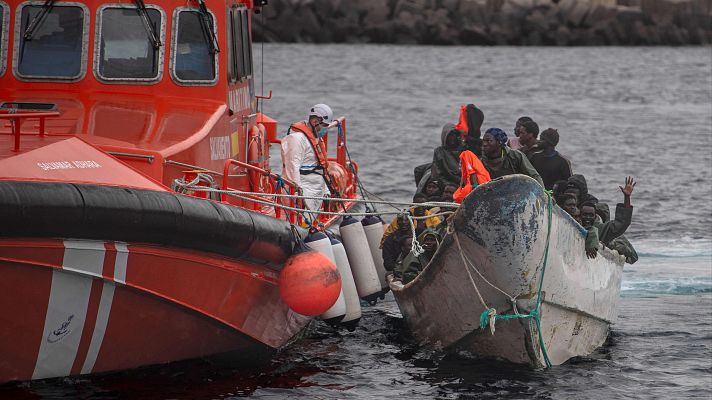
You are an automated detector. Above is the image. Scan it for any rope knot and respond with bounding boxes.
[274,174,285,192]
[479,308,497,335]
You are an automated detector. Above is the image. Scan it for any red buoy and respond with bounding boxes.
[279,250,342,316]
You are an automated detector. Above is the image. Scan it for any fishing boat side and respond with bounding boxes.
[391,175,625,367]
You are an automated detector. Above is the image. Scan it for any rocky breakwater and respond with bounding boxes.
[253,0,711,45]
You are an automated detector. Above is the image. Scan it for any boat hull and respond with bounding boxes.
[390,175,624,367]
[0,238,309,382]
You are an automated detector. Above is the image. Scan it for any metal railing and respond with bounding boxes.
[0,110,61,152]
[222,159,301,224]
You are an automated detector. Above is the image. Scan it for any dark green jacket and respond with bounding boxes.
[395,228,442,284]
[609,235,639,264]
[482,147,544,187]
[398,251,435,284]
[593,203,633,245]
[431,124,462,187]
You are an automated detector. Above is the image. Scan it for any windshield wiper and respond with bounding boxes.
[24,0,56,41]
[197,0,219,54]
[133,0,161,49]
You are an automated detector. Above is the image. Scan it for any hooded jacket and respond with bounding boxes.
[430,124,463,187]
[567,174,610,222]
[592,203,633,246]
[609,235,639,264]
[567,175,598,205]
[455,104,484,157]
[587,208,637,264]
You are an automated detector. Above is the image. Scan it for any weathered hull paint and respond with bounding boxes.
[390,175,624,367]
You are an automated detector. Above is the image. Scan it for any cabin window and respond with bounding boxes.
[170,8,218,85]
[230,7,252,80]
[226,9,235,82]
[0,2,8,77]
[240,8,252,77]
[14,2,89,80]
[95,5,164,82]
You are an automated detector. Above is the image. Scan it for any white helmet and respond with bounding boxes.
[307,104,333,125]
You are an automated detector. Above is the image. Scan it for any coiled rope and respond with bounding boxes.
[452,190,554,368]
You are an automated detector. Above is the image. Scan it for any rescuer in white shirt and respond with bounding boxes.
[281,104,334,221]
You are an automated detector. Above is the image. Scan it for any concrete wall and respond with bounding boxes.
[253,0,712,45]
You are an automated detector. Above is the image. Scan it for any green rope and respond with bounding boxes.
[479,190,554,368]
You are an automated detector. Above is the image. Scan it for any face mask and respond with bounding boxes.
[317,126,328,139]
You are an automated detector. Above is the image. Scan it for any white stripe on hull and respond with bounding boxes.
[62,240,106,278]
[114,243,128,284]
[32,270,92,380]
[81,283,115,374]
[33,240,127,379]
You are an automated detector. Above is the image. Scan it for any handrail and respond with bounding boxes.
[0,110,61,152]
[221,159,300,224]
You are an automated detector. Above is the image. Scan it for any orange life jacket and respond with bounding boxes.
[453,150,491,203]
[289,121,329,171]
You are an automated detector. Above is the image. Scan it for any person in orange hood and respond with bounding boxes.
[453,150,491,203]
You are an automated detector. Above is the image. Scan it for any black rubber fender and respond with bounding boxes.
[0,181,294,263]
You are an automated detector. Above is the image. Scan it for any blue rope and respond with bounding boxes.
[479,190,554,368]
[274,174,285,193]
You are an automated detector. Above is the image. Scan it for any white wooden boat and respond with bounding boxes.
[389,174,625,367]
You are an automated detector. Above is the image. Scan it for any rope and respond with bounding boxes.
[181,185,458,209]
[452,190,554,368]
[360,186,402,211]
[191,185,455,219]
[407,214,425,256]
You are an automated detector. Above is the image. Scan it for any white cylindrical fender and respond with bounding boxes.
[339,216,381,303]
[329,235,361,331]
[305,231,345,324]
[361,215,388,290]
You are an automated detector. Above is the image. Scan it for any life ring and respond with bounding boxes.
[247,125,269,193]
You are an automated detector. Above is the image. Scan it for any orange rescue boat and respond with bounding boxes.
[0,0,359,382]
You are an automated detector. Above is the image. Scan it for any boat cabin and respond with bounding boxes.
[0,0,357,225]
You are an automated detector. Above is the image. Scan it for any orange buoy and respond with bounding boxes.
[279,249,342,316]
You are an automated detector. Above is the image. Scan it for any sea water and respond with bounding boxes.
[3,45,710,399]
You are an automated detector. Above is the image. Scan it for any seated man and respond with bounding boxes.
[431,124,464,188]
[412,193,442,235]
[560,193,580,222]
[517,120,540,158]
[567,174,610,222]
[552,179,569,206]
[441,183,458,203]
[392,234,414,281]
[381,214,412,273]
[580,177,637,262]
[381,194,441,249]
[507,116,532,150]
[559,193,599,258]
[395,229,441,284]
[481,128,544,187]
[528,128,573,190]
[424,179,443,202]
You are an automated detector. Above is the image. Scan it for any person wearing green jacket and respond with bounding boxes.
[480,128,544,187]
[395,229,441,284]
[430,124,464,188]
[581,176,637,263]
